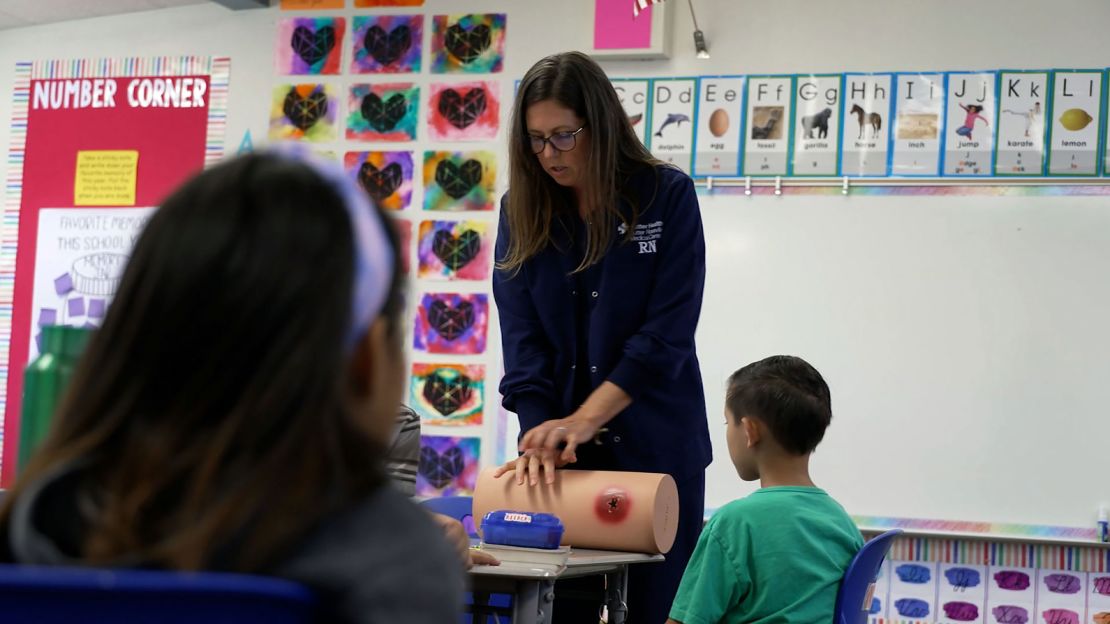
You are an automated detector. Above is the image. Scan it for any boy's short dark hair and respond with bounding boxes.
[726,355,832,455]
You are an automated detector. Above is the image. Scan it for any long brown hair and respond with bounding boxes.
[0,153,405,572]
[501,51,662,273]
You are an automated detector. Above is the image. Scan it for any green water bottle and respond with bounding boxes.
[18,325,92,473]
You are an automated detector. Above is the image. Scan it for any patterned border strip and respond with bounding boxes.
[0,56,229,457]
[877,536,1110,573]
[0,61,33,456]
[856,515,1100,543]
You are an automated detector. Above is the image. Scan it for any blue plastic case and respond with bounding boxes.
[480,510,565,549]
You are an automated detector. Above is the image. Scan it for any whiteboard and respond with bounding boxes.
[696,191,1110,528]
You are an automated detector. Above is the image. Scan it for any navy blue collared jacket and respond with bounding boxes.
[493,165,711,479]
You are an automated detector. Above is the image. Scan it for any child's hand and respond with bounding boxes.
[492,448,573,485]
[429,512,471,567]
[469,549,500,567]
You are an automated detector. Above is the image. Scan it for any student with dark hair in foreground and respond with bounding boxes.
[0,150,464,623]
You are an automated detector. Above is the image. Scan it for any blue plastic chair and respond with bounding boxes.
[422,495,479,538]
[420,496,511,624]
[834,529,903,624]
[0,564,316,624]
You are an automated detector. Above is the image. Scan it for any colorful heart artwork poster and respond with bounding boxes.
[413,292,489,354]
[416,435,480,497]
[427,81,500,141]
[345,151,414,211]
[410,363,485,426]
[275,17,345,75]
[430,14,506,74]
[356,0,423,6]
[351,15,422,74]
[422,151,496,212]
[269,84,338,142]
[347,83,418,141]
[394,218,412,274]
[417,220,491,280]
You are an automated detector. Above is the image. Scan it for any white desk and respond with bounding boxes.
[468,548,664,624]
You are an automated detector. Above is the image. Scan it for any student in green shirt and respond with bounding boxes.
[668,355,863,624]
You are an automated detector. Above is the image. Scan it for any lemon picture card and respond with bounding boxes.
[693,76,744,178]
[943,72,997,176]
[994,70,1049,176]
[791,74,842,176]
[1046,70,1104,176]
[892,73,945,176]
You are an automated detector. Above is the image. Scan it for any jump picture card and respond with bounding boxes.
[944,71,997,176]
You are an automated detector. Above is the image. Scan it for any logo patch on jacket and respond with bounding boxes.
[631,221,662,254]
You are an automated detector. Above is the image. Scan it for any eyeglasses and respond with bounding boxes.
[529,126,586,154]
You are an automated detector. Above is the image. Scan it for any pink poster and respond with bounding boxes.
[593,0,652,50]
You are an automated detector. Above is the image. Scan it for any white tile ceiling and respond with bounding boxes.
[0,0,209,31]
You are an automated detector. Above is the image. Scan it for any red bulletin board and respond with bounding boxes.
[1,57,230,484]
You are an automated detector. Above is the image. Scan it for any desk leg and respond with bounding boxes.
[512,579,555,624]
[605,566,629,624]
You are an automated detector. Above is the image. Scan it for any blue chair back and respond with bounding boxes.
[421,495,478,538]
[834,529,902,624]
[0,564,315,624]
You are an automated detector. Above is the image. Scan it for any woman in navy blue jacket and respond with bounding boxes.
[492,51,712,623]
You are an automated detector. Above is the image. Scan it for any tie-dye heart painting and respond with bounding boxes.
[422,151,496,212]
[347,83,418,141]
[417,220,491,280]
[416,435,480,497]
[351,15,422,74]
[413,293,488,354]
[275,17,344,75]
[269,84,338,142]
[430,14,506,74]
[427,81,500,141]
[410,363,484,426]
[345,151,414,211]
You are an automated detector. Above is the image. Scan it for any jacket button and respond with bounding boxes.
[570,364,576,370]
[590,366,597,373]
[613,435,622,443]
[572,290,577,295]
[591,291,599,298]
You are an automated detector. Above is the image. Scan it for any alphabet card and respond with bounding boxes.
[791,74,842,176]
[893,73,945,176]
[995,71,1049,175]
[841,73,893,176]
[649,78,696,173]
[743,75,793,176]
[1090,573,1110,623]
[694,76,744,177]
[944,71,997,176]
[1047,70,1104,175]
[986,567,1036,624]
[938,564,987,624]
[611,78,651,147]
[1037,569,1088,624]
[890,561,938,622]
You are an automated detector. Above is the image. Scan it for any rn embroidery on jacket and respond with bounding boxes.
[631,221,662,254]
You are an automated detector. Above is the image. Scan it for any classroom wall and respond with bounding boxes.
[2,0,1110,531]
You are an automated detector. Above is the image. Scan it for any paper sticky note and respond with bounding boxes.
[74,150,139,206]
